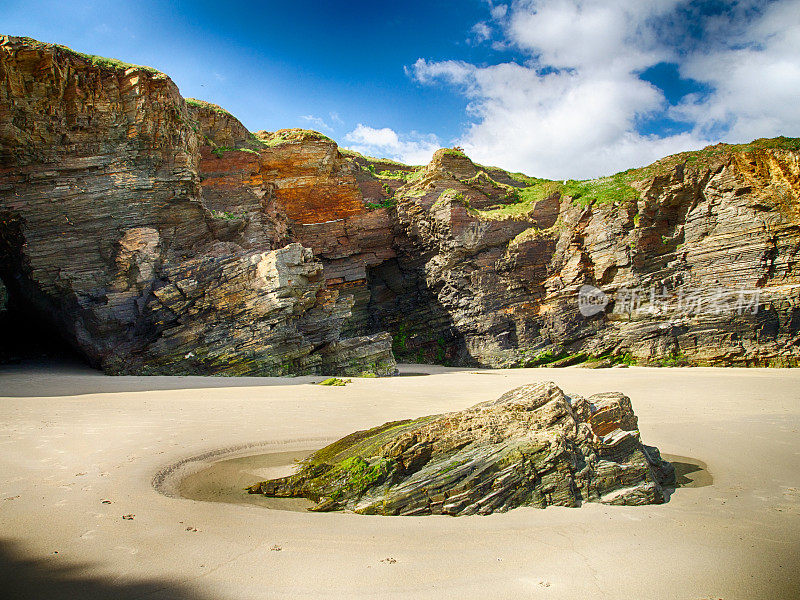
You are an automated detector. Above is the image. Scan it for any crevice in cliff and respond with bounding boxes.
[356,258,475,366]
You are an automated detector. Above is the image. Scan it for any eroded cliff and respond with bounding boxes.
[0,36,394,376]
[1,36,798,372]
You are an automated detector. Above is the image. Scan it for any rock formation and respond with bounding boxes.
[248,381,675,515]
[1,36,798,372]
[0,36,394,376]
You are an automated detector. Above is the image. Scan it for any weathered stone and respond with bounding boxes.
[248,381,674,515]
[0,36,395,376]
[1,35,798,373]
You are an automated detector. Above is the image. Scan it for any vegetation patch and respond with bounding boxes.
[210,210,244,220]
[257,129,334,147]
[470,137,800,221]
[317,377,351,386]
[364,198,396,210]
[186,98,235,118]
[19,37,164,76]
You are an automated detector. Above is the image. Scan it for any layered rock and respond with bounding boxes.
[379,143,800,367]
[1,35,798,372]
[0,36,394,376]
[248,381,675,515]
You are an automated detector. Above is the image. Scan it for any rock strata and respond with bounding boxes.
[1,36,799,372]
[0,36,395,376]
[248,381,675,515]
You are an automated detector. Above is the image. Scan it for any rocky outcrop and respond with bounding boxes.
[248,381,675,515]
[0,36,394,376]
[375,143,800,367]
[1,36,798,372]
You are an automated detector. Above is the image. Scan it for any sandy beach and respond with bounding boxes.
[1,361,798,599]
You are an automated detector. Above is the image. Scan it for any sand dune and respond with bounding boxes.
[0,361,798,599]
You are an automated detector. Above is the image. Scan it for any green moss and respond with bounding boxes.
[654,351,690,367]
[210,210,244,220]
[321,456,395,501]
[393,323,409,353]
[318,377,351,386]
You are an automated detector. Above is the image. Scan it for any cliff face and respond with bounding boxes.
[0,36,394,376]
[1,36,798,373]
[382,145,800,367]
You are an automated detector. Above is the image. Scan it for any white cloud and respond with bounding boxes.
[471,22,493,44]
[300,114,331,131]
[343,124,440,165]
[488,2,508,20]
[407,0,800,179]
[672,0,800,142]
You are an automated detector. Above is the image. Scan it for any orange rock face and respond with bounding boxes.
[201,139,367,225]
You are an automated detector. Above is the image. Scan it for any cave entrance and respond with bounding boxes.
[358,258,474,367]
[0,213,91,368]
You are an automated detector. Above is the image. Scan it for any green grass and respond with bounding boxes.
[364,198,396,210]
[432,189,467,209]
[17,37,164,76]
[185,98,238,120]
[469,136,800,221]
[440,148,467,158]
[210,146,260,158]
[375,169,419,180]
[339,148,417,168]
[256,128,334,147]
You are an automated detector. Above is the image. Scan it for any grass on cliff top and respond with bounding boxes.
[255,128,335,147]
[473,136,800,220]
[186,98,236,119]
[12,36,164,76]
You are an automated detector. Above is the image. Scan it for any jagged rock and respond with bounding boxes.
[1,35,799,372]
[248,381,675,515]
[0,36,395,376]
[369,140,800,367]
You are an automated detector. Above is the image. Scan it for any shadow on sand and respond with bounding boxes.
[0,359,445,398]
[0,539,213,600]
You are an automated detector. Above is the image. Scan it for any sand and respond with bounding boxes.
[0,360,798,599]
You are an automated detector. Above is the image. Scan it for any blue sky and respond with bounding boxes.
[3,0,799,178]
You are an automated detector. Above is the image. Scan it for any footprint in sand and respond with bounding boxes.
[80,530,96,540]
[113,545,138,555]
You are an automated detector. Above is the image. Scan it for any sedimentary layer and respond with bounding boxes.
[1,35,799,372]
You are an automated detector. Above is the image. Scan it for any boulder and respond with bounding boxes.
[248,381,675,515]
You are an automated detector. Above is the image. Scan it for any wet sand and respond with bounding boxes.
[0,361,799,599]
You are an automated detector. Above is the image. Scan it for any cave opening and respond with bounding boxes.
[0,213,92,368]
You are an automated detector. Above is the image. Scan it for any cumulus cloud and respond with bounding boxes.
[407,0,800,179]
[343,124,440,165]
[672,0,800,142]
